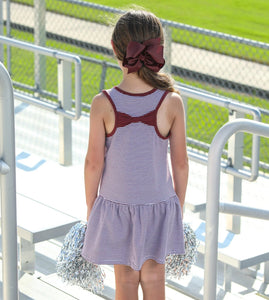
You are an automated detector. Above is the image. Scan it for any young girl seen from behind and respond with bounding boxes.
[81,9,189,300]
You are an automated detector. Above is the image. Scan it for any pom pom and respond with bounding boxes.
[165,223,199,280]
[56,222,105,294]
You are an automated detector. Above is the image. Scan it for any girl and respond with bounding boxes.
[81,9,189,300]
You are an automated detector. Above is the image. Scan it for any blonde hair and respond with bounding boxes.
[112,10,178,93]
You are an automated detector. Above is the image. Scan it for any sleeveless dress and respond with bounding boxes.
[81,86,185,271]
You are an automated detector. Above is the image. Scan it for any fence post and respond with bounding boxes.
[181,95,188,132]
[58,59,72,166]
[99,61,107,91]
[34,0,46,94]
[6,0,11,73]
[226,110,244,233]
[0,0,3,61]
[163,23,172,74]
[0,62,19,300]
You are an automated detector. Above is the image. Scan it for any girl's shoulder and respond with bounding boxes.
[90,92,113,117]
[163,91,184,117]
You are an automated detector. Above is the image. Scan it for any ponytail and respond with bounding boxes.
[138,67,179,94]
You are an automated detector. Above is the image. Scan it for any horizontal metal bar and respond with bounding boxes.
[14,92,76,120]
[187,149,256,179]
[187,149,208,165]
[220,202,269,220]
[223,166,257,181]
[80,55,121,69]
[0,37,82,121]
[161,19,269,49]
[186,138,269,172]
[58,0,124,14]
[0,160,10,175]
[228,101,261,121]
[0,36,81,64]
[177,84,261,119]
[178,83,261,181]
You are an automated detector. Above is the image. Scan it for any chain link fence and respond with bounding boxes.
[1,0,269,171]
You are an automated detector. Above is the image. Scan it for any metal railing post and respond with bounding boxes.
[204,119,269,300]
[227,110,244,233]
[0,62,19,300]
[0,0,3,61]
[163,23,172,74]
[99,61,107,91]
[58,59,72,166]
[6,0,11,73]
[34,0,46,94]
[181,95,188,129]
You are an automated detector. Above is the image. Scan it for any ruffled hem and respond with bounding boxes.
[57,222,198,295]
[82,251,185,271]
[81,194,185,271]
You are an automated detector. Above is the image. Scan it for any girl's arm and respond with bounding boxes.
[168,93,189,215]
[84,94,106,221]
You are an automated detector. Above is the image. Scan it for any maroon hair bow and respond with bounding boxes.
[123,37,165,74]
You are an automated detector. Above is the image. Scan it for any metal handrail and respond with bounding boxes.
[0,36,82,120]
[0,61,18,300]
[176,83,261,181]
[204,119,269,300]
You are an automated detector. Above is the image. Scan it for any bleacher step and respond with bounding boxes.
[19,273,77,300]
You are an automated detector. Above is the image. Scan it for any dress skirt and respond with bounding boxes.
[81,194,185,271]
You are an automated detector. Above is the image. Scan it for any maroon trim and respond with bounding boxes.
[154,90,170,140]
[102,90,117,137]
[115,86,157,96]
[103,89,171,140]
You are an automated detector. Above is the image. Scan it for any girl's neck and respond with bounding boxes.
[117,70,154,94]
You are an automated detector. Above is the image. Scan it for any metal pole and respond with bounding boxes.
[0,62,19,299]
[6,0,11,73]
[0,0,3,61]
[58,59,72,166]
[163,23,172,74]
[204,119,269,300]
[226,110,244,233]
[34,0,46,94]
[220,202,269,220]
[99,61,107,91]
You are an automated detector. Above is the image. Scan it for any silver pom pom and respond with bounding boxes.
[165,223,199,280]
[56,222,106,294]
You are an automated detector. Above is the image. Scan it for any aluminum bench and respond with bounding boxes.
[11,194,78,274]
[185,187,206,219]
[191,219,269,291]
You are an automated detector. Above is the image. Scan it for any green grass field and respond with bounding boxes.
[13,0,269,43]
[90,0,269,44]
[13,0,269,65]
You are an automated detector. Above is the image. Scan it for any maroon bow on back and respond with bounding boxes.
[117,110,156,128]
[123,37,165,74]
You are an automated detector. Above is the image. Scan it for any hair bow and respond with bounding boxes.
[123,37,165,74]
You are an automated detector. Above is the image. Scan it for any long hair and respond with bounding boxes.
[112,10,177,93]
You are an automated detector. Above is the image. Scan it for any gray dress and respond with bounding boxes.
[81,86,185,271]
